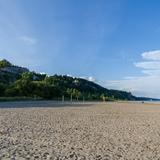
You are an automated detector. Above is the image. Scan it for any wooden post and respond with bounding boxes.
[62,95,64,103]
[103,96,105,102]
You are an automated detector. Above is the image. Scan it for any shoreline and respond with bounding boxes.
[0,100,160,108]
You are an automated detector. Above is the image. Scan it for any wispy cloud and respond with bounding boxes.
[19,36,37,45]
[80,76,97,83]
[106,50,160,98]
[134,50,160,71]
[107,75,160,98]
[134,61,160,70]
[142,50,160,60]
[142,70,160,76]
[87,76,96,82]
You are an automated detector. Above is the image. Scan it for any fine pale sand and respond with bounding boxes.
[1,102,160,159]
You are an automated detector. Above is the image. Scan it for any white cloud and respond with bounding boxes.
[106,75,160,98]
[142,70,160,76]
[134,50,160,71]
[19,36,37,45]
[87,76,96,82]
[106,50,160,98]
[80,76,97,82]
[134,61,160,69]
[142,50,160,60]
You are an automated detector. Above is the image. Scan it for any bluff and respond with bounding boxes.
[0,59,138,100]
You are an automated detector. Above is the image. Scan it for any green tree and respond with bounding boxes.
[0,59,12,68]
[0,83,6,96]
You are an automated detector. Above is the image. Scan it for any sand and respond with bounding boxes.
[1,102,160,159]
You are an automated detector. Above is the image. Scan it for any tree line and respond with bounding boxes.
[0,59,137,101]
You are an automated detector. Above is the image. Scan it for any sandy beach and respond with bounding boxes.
[1,102,160,159]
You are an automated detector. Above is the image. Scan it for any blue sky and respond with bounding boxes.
[1,0,160,98]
